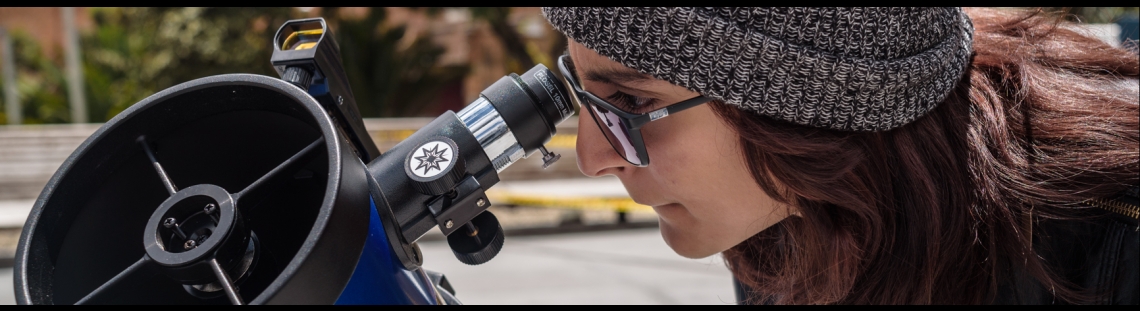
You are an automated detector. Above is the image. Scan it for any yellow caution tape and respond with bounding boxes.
[369,130,578,150]
[369,129,418,143]
[545,134,577,149]
[486,190,653,213]
[367,128,614,211]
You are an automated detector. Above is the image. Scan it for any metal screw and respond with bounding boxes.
[204,203,217,214]
[445,220,454,229]
[164,217,188,239]
[184,239,197,250]
[337,96,344,105]
[477,199,486,207]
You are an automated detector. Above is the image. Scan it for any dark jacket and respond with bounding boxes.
[994,186,1139,304]
[734,186,1140,305]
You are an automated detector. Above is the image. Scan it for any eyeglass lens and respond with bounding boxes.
[560,55,645,166]
[584,99,644,166]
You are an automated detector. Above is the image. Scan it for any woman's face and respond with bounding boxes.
[568,40,791,258]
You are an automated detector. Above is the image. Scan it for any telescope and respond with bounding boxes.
[13,17,573,304]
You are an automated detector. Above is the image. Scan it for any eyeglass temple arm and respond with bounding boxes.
[664,95,713,114]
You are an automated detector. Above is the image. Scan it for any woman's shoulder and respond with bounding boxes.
[1069,185,1138,305]
[1008,185,1140,304]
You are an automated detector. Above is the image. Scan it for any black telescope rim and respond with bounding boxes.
[13,73,366,304]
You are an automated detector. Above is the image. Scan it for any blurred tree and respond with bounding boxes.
[0,30,70,124]
[465,7,568,77]
[77,7,467,119]
[469,7,535,75]
[1044,7,1140,24]
[81,7,293,121]
[5,7,566,123]
[325,7,468,117]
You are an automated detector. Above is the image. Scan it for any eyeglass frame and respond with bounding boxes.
[557,55,713,167]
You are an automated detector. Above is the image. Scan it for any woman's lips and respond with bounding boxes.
[651,202,684,213]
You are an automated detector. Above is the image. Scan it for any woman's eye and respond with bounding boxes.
[606,91,654,113]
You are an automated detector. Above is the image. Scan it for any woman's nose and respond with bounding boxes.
[576,113,628,177]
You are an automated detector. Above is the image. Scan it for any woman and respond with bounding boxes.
[543,7,1138,304]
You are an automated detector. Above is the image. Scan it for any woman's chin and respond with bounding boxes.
[656,216,719,259]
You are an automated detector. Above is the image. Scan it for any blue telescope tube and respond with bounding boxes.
[334,197,438,305]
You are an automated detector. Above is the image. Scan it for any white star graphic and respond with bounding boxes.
[413,144,450,175]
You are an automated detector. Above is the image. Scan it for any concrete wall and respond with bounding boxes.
[0,117,583,200]
[0,123,97,200]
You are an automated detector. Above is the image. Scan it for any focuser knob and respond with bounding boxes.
[447,211,505,265]
[405,137,466,196]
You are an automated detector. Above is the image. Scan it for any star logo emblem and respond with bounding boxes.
[413,143,451,176]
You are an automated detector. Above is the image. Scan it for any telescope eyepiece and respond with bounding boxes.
[481,64,571,155]
[460,64,572,172]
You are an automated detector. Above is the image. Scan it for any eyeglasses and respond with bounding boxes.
[557,55,712,167]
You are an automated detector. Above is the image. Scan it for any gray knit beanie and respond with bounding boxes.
[542,7,975,132]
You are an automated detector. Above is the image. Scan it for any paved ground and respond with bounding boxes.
[0,200,34,229]
[419,227,735,305]
[0,176,736,305]
[0,227,735,305]
[0,268,11,305]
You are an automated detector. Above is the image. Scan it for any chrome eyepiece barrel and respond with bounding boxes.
[458,97,524,173]
[458,64,572,172]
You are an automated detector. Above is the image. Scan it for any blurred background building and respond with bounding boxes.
[0,7,570,125]
[0,7,585,201]
[1,6,1136,201]
[0,7,1137,305]
[0,7,1136,125]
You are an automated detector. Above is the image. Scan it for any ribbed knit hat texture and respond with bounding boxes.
[543,7,975,132]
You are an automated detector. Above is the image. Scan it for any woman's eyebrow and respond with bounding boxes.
[581,66,672,98]
[583,67,653,85]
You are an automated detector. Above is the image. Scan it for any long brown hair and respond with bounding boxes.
[717,7,1139,304]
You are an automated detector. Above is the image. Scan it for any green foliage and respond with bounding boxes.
[328,8,468,117]
[0,30,70,124]
[2,7,545,123]
[1045,7,1140,24]
[74,7,466,120]
[81,7,292,121]
[469,7,534,75]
